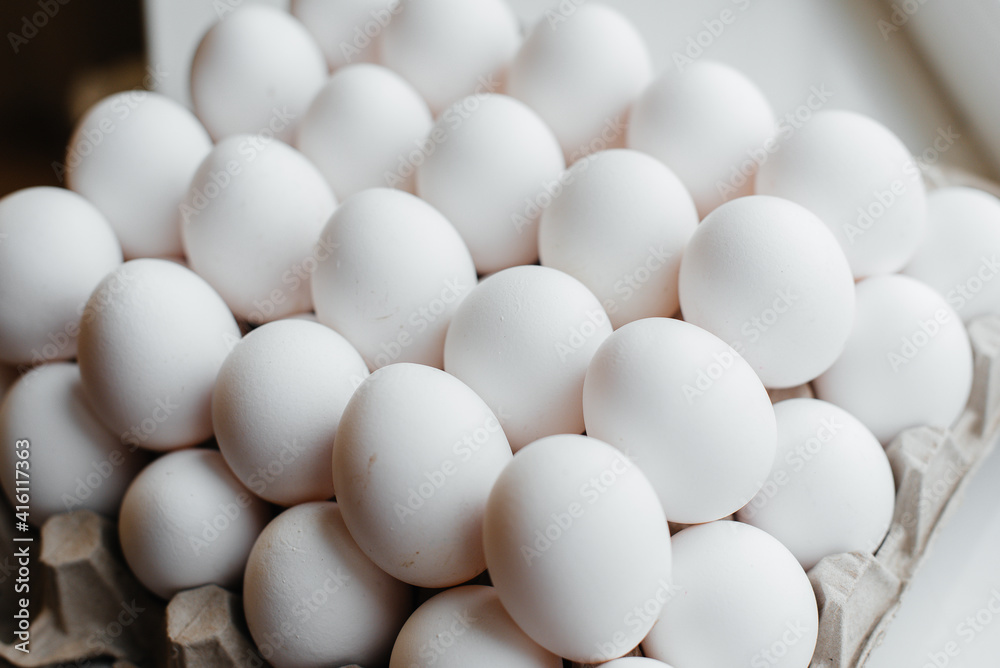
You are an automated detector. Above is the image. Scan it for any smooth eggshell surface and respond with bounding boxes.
[0,363,148,525]
[77,259,241,450]
[311,188,476,370]
[213,319,369,506]
[181,135,336,324]
[444,265,612,451]
[118,449,271,599]
[678,195,856,388]
[389,586,561,668]
[0,187,122,365]
[642,521,818,668]
[755,109,928,278]
[814,274,973,444]
[583,317,776,523]
[483,434,672,663]
[333,363,512,587]
[290,0,389,69]
[244,502,413,668]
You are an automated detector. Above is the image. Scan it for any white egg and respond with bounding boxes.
[507,3,652,159]
[118,449,271,599]
[814,275,973,444]
[181,135,337,324]
[737,398,895,569]
[296,63,433,199]
[415,93,565,273]
[538,149,698,328]
[65,91,211,259]
[389,585,561,668]
[627,60,775,218]
[0,363,148,525]
[483,434,672,663]
[213,319,368,506]
[78,259,241,450]
[583,317,776,523]
[678,195,856,388]
[333,363,512,587]
[190,5,326,142]
[244,502,413,668]
[444,265,612,450]
[380,0,520,113]
[0,187,122,365]
[311,188,476,370]
[643,521,818,668]
[903,187,1000,323]
[290,0,390,70]
[755,109,928,278]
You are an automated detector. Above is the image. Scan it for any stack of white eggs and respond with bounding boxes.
[0,1,991,666]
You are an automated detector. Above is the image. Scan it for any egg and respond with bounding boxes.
[627,61,775,217]
[814,274,973,444]
[507,3,652,159]
[65,91,211,258]
[180,135,336,324]
[380,0,520,113]
[389,585,561,668]
[244,502,413,668]
[77,259,240,450]
[603,659,674,667]
[311,188,476,370]
[538,149,698,328]
[190,5,326,142]
[483,434,672,663]
[642,521,818,668]
[583,317,776,523]
[444,265,612,450]
[903,187,1000,323]
[296,63,433,199]
[755,109,928,278]
[678,195,856,388]
[118,449,271,599]
[290,0,390,70]
[0,187,122,365]
[333,363,512,587]
[736,398,895,569]
[213,319,368,506]
[415,93,565,273]
[0,363,148,525]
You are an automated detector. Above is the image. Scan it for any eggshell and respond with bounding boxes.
[333,363,512,587]
[814,274,973,444]
[389,585,561,668]
[244,502,413,668]
[290,0,390,70]
[65,91,211,258]
[181,135,336,324]
[311,188,476,370]
[507,3,652,159]
[583,317,775,523]
[538,149,698,328]
[483,434,672,663]
[444,265,612,450]
[118,449,271,599]
[77,259,241,450]
[627,60,775,217]
[380,0,520,113]
[415,93,565,273]
[296,63,433,199]
[213,319,368,506]
[737,398,895,569]
[0,187,122,365]
[903,187,1000,322]
[678,195,856,388]
[642,521,818,668]
[0,363,148,525]
[755,109,928,278]
[190,5,326,142]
